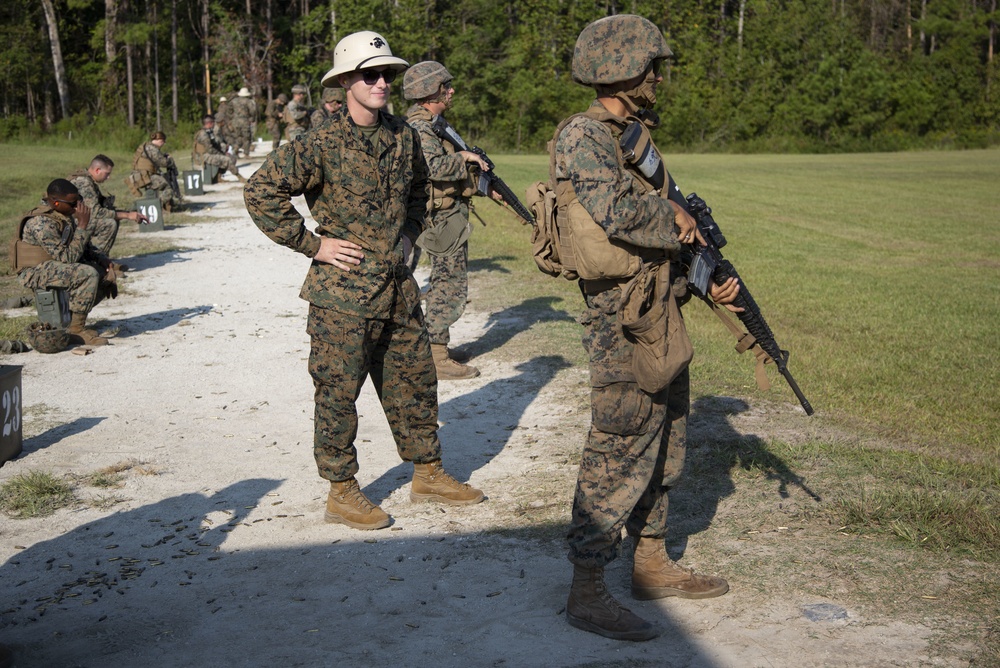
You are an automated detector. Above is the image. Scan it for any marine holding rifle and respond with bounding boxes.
[554,15,744,641]
[403,61,502,380]
[125,131,182,212]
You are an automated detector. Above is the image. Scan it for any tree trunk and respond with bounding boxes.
[104,0,119,112]
[202,0,211,113]
[126,42,135,126]
[738,0,746,57]
[172,0,178,124]
[40,0,70,119]
[266,0,274,100]
[153,0,162,130]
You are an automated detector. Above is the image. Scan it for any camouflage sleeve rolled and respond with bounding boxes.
[412,119,467,182]
[22,213,92,264]
[403,126,431,243]
[71,175,116,222]
[556,116,677,250]
[243,142,323,258]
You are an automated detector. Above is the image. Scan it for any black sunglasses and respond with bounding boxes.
[52,198,81,208]
[360,68,397,85]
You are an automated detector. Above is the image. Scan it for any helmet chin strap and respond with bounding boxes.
[613,70,660,127]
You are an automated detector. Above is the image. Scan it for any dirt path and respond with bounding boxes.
[0,146,959,667]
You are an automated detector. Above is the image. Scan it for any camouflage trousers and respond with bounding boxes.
[88,215,119,255]
[423,242,468,346]
[148,174,178,210]
[202,153,237,174]
[229,122,253,156]
[19,259,101,314]
[307,302,443,482]
[567,287,690,569]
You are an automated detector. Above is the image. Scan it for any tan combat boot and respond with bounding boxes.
[431,343,479,380]
[566,564,658,641]
[325,478,391,530]
[631,537,729,600]
[411,461,484,505]
[67,312,108,347]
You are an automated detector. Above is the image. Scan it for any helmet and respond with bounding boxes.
[26,322,69,354]
[219,96,228,103]
[291,84,308,95]
[571,15,672,85]
[402,61,453,100]
[276,93,288,104]
[322,87,345,103]
[150,131,166,141]
[321,31,409,88]
[237,87,251,97]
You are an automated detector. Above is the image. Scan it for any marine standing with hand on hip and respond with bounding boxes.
[555,15,742,641]
[244,30,484,531]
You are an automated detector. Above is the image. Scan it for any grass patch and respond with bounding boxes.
[0,470,76,518]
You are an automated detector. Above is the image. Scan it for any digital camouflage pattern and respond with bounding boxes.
[244,106,429,317]
[194,128,237,173]
[402,61,452,100]
[406,104,475,347]
[554,96,692,568]
[129,141,179,209]
[265,98,285,150]
[17,205,106,314]
[283,98,311,140]
[571,14,672,85]
[244,105,436,482]
[310,106,334,130]
[567,286,689,568]
[308,304,441,481]
[26,322,69,354]
[227,95,257,155]
[69,170,119,254]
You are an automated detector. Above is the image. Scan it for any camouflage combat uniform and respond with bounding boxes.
[193,127,238,175]
[244,106,440,483]
[405,104,476,348]
[265,98,285,150]
[69,169,119,255]
[128,141,179,210]
[228,96,257,156]
[283,99,311,141]
[16,205,109,315]
[555,101,686,570]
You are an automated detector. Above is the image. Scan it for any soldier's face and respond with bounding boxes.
[152,139,166,148]
[49,193,81,216]
[92,165,112,183]
[344,67,392,112]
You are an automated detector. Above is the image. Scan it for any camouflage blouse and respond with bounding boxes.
[244,107,430,319]
[554,101,678,251]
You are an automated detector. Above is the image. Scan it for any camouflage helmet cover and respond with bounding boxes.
[322,87,346,103]
[402,61,453,101]
[276,93,288,104]
[26,322,69,354]
[291,84,308,95]
[571,15,673,85]
[150,131,166,141]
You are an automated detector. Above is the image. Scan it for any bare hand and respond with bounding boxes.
[460,150,490,172]
[314,237,364,271]
[710,276,744,313]
[667,200,703,246]
[75,201,92,229]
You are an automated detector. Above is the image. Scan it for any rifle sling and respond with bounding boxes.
[706,300,773,391]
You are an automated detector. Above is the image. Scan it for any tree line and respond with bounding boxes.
[2,0,997,153]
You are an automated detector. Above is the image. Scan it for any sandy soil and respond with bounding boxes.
[0,146,961,667]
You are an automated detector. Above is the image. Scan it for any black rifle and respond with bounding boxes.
[679,186,814,416]
[430,115,535,225]
[165,160,181,202]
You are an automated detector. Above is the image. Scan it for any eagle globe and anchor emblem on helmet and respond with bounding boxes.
[371,36,385,49]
